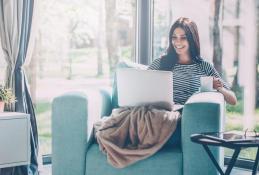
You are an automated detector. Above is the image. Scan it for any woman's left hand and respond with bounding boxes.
[212,77,237,105]
[213,77,223,90]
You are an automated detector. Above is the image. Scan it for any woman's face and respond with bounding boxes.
[172,27,190,57]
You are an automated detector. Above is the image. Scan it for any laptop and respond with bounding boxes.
[116,68,175,110]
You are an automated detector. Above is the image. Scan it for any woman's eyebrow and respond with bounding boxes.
[172,34,186,37]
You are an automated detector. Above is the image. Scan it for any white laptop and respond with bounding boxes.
[116,68,174,110]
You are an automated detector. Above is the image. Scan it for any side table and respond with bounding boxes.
[0,112,30,168]
[191,132,259,175]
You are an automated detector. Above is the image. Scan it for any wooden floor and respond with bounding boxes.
[40,165,256,175]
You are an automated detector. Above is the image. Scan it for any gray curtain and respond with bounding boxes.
[0,0,38,175]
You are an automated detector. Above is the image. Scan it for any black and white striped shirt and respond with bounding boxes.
[148,58,229,104]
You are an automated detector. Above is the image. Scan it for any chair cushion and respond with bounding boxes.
[85,143,183,175]
[111,61,147,109]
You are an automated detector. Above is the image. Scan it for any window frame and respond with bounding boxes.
[135,0,153,65]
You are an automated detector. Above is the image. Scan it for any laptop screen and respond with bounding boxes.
[116,68,173,109]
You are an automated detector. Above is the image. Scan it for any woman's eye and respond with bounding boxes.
[172,36,187,41]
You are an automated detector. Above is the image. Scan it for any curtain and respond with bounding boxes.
[0,0,38,175]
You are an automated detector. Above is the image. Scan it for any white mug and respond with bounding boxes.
[200,76,213,92]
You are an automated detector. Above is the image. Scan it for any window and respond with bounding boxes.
[27,0,137,156]
[153,0,259,163]
[222,0,259,161]
[153,0,171,60]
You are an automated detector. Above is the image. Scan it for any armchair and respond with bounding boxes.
[52,61,225,175]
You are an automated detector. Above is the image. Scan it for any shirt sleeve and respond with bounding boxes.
[147,58,161,70]
[201,61,230,90]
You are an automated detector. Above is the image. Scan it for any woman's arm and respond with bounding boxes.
[147,58,161,70]
[213,78,237,105]
[217,87,237,105]
[202,61,237,105]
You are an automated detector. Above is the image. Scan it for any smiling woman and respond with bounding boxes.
[149,17,237,106]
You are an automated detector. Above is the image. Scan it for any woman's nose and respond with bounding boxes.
[175,38,181,43]
[173,38,182,44]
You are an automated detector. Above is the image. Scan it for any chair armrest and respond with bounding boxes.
[52,89,112,175]
[182,92,224,175]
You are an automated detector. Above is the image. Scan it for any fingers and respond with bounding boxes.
[213,77,223,89]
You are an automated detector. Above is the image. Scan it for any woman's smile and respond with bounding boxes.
[174,45,185,49]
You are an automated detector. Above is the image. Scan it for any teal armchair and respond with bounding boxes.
[52,62,225,175]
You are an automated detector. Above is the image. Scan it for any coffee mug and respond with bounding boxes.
[200,76,213,92]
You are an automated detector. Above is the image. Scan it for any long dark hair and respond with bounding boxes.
[160,17,203,71]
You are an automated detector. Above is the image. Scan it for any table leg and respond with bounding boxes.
[203,145,225,175]
[224,148,241,175]
[203,145,241,175]
[252,147,259,175]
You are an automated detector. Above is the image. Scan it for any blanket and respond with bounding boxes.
[94,105,181,168]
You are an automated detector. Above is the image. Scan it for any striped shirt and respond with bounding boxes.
[148,58,229,104]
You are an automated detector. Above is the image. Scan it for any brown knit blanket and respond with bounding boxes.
[94,105,181,168]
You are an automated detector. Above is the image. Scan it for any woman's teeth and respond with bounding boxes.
[175,46,184,49]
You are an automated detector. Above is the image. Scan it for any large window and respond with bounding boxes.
[222,0,259,160]
[153,0,259,162]
[1,0,258,168]
[27,0,137,155]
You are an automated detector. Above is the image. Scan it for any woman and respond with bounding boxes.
[149,17,237,105]
[149,17,237,147]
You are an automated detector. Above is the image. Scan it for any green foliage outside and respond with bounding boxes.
[35,101,51,115]
[36,101,52,154]
[226,100,243,114]
[225,92,259,159]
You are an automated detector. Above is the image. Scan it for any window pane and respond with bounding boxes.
[153,0,171,60]
[27,0,136,155]
[153,0,259,161]
[222,0,258,160]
